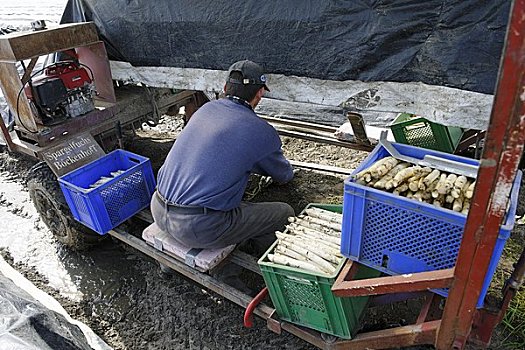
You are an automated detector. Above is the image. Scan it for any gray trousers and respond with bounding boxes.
[151,191,295,256]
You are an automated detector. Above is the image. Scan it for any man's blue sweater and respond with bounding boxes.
[157,98,293,211]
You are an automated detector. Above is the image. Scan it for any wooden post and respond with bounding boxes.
[436,0,525,348]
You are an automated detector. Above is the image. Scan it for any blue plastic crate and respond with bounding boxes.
[58,150,156,234]
[341,142,521,307]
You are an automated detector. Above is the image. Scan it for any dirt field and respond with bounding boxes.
[0,114,524,349]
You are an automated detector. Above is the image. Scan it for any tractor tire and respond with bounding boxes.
[26,162,106,250]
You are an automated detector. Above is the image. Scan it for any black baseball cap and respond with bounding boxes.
[227,60,270,91]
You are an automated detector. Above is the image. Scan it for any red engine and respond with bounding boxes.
[25,61,95,124]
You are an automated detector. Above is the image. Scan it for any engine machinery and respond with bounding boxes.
[24,61,95,125]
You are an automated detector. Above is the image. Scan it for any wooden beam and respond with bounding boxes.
[332,260,454,297]
[0,22,99,62]
[437,1,525,348]
[329,320,440,350]
[0,62,38,132]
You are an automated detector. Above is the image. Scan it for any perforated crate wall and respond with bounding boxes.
[361,202,464,273]
[100,169,151,227]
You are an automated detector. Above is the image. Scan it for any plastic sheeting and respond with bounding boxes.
[60,0,510,95]
[0,274,93,350]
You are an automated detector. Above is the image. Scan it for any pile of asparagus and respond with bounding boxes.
[89,169,126,188]
[266,207,344,275]
[354,156,476,214]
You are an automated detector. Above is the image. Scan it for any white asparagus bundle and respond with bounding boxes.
[287,224,341,250]
[373,162,411,189]
[276,234,341,266]
[354,156,396,180]
[370,157,399,178]
[275,244,341,268]
[268,254,326,274]
[294,215,342,232]
[303,208,343,224]
[288,217,341,237]
[285,223,341,246]
[279,229,341,256]
[274,242,336,273]
[391,166,423,187]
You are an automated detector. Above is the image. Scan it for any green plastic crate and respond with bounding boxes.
[390,113,464,153]
[258,203,381,339]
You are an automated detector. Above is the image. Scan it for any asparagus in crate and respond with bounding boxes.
[353,156,476,214]
[268,208,344,275]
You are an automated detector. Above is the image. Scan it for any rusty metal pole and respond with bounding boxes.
[436,0,525,348]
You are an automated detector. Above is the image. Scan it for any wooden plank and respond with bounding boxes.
[437,1,525,348]
[332,267,455,297]
[330,320,440,350]
[0,62,38,131]
[20,58,38,85]
[0,23,99,62]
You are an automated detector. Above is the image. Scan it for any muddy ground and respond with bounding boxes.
[1,114,524,349]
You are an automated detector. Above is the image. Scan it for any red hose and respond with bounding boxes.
[243,287,268,328]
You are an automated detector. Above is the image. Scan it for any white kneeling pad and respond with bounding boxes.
[142,222,235,272]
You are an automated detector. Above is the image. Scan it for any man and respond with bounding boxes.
[151,60,295,280]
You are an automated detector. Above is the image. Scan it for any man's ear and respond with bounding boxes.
[256,87,265,98]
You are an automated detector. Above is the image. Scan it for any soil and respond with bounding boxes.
[0,114,524,350]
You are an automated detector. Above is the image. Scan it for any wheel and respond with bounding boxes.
[26,162,106,250]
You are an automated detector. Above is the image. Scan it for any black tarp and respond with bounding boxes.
[61,0,511,95]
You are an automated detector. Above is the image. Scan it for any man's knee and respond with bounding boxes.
[277,202,295,222]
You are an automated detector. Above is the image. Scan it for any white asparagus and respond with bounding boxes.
[373,162,411,189]
[392,166,422,187]
[465,181,476,199]
[453,176,468,192]
[279,229,341,256]
[278,239,340,267]
[354,156,395,180]
[433,174,448,198]
[304,208,343,224]
[274,244,336,273]
[423,169,441,186]
[393,183,409,195]
[285,224,341,245]
[461,198,471,214]
[288,218,341,237]
[452,193,464,212]
[268,254,326,274]
[417,176,427,191]
[445,194,455,204]
[293,215,342,232]
[437,173,457,195]
[370,157,399,178]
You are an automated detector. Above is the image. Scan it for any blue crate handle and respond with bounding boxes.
[379,131,478,178]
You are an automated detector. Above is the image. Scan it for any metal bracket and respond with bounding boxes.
[266,311,282,335]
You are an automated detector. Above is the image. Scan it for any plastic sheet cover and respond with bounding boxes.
[61,0,510,95]
[0,274,94,350]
